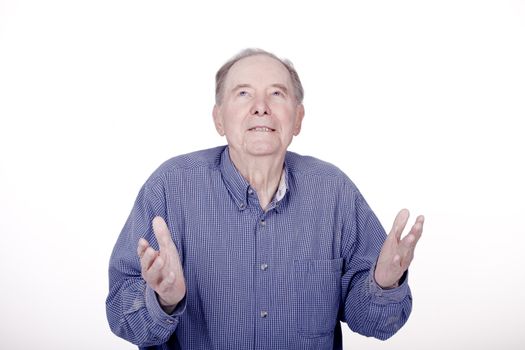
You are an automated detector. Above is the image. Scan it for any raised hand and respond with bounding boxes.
[374,209,424,289]
[137,216,186,312]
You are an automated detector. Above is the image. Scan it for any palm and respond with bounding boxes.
[137,216,186,307]
[374,209,424,288]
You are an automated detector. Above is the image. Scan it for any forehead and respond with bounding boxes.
[225,54,293,88]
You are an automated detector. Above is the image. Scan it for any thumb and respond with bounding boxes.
[152,216,174,250]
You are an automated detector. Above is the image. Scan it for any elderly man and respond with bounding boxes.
[106,49,424,350]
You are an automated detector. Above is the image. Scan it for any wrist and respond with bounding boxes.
[379,280,399,290]
[373,268,400,289]
[161,304,177,314]
[158,295,178,314]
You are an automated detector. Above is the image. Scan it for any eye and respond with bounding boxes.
[272,91,282,96]
[238,90,248,97]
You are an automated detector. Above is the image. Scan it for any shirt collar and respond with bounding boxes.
[275,167,287,202]
[220,146,289,212]
[271,167,288,213]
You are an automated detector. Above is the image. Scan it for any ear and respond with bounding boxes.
[212,105,225,136]
[293,104,305,136]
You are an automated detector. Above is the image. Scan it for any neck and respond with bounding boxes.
[229,148,285,210]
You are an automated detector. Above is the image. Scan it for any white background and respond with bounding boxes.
[1,0,524,349]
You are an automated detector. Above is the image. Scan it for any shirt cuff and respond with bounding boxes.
[145,285,186,327]
[368,268,410,305]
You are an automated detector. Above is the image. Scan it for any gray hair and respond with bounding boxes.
[215,48,304,105]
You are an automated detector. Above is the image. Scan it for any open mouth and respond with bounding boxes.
[248,127,276,132]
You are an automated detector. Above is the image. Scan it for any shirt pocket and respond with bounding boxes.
[293,258,343,338]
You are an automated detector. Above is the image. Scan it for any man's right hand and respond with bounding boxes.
[137,216,186,313]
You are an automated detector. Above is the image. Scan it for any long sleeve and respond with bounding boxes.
[339,183,412,340]
[106,147,414,349]
[105,179,186,346]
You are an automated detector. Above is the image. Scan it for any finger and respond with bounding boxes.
[400,216,425,249]
[152,216,175,251]
[403,249,415,268]
[147,255,165,281]
[140,246,158,275]
[409,215,425,236]
[398,236,417,263]
[416,215,425,235]
[137,238,149,258]
[399,218,425,268]
[389,209,410,241]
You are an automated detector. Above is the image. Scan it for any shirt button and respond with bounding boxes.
[240,203,246,209]
[248,189,254,195]
[260,219,266,226]
[165,318,174,324]
[260,263,268,271]
[260,310,268,318]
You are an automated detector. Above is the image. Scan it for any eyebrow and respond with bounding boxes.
[231,84,253,93]
[230,83,290,95]
[270,84,289,94]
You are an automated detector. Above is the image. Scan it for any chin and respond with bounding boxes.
[245,142,282,157]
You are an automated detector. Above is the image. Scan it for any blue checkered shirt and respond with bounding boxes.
[106,146,412,350]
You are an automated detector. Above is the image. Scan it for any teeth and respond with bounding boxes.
[252,127,272,132]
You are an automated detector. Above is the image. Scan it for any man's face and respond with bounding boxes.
[213,54,304,160]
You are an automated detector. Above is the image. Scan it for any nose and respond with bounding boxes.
[250,96,271,116]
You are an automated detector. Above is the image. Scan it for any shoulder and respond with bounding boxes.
[146,145,226,186]
[285,151,361,194]
[286,151,347,179]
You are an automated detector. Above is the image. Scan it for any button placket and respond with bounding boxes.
[255,213,272,329]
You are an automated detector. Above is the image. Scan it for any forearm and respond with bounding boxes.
[106,179,185,345]
[106,204,184,345]
[343,268,412,340]
[106,274,184,346]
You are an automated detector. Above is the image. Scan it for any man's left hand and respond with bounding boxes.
[374,209,425,289]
